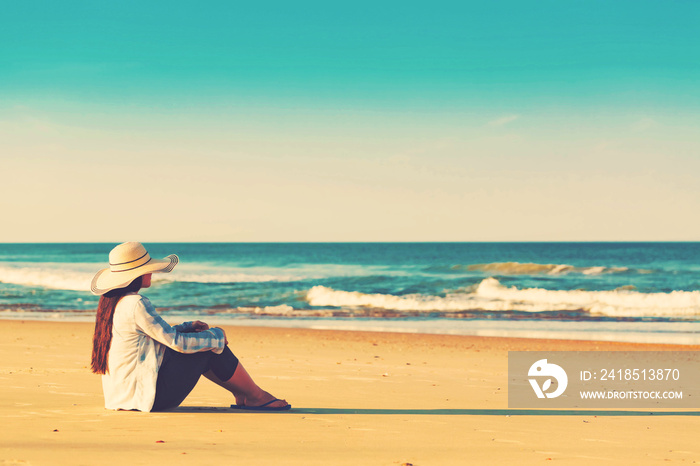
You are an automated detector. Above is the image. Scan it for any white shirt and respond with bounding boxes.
[102,293,226,412]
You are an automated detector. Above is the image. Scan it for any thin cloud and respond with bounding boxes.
[487,114,520,127]
[630,117,656,132]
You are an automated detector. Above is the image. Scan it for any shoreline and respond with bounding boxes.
[2,313,699,346]
[3,318,698,349]
[2,320,699,464]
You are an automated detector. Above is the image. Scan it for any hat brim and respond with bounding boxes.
[91,254,179,296]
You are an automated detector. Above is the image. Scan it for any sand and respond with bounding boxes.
[1,320,699,465]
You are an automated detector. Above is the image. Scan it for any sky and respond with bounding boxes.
[1,1,699,242]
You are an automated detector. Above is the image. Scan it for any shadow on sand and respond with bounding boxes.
[172,407,700,416]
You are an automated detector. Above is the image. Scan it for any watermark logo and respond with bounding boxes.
[528,358,568,399]
[509,351,700,408]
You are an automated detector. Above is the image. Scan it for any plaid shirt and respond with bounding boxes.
[102,293,225,412]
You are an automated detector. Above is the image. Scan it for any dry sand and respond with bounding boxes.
[1,320,699,465]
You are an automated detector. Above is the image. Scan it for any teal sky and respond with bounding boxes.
[1,1,699,241]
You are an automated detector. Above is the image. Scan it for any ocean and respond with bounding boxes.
[0,242,698,344]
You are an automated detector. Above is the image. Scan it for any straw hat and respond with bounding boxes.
[91,242,178,295]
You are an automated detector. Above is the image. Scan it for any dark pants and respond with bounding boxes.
[152,346,239,411]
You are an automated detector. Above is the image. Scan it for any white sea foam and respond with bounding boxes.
[306,278,700,318]
[0,264,93,291]
[0,262,305,291]
[169,271,302,284]
[145,263,306,284]
[255,305,295,315]
[306,286,491,312]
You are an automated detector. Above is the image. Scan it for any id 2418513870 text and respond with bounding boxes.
[581,368,681,381]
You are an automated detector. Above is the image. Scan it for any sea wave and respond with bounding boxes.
[0,264,92,291]
[442,262,639,276]
[170,271,303,284]
[0,263,304,291]
[306,278,700,317]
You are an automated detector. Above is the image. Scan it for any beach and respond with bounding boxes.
[2,320,699,465]
[6,0,699,462]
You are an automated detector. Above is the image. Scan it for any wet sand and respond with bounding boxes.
[1,320,698,465]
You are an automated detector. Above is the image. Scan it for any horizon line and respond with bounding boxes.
[1,240,698,245]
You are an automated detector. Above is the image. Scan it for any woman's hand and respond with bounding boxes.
[191,320,210,332]
[218,328,228,345]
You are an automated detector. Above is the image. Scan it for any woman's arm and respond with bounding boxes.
[133,297,226,354]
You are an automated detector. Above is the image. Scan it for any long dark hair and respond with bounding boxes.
[91,276,144,374]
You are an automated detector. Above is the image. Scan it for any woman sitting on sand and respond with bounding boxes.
[90,242,290,412]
